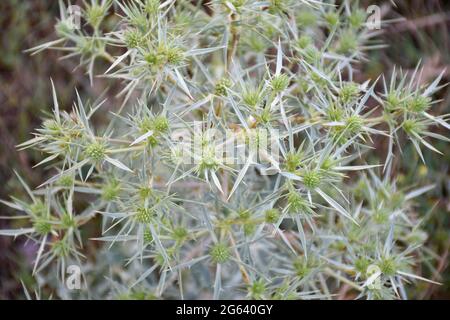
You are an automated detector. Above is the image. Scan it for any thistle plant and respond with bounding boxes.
[1,0,449,300]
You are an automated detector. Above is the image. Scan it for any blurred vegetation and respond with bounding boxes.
[0,0,449,299]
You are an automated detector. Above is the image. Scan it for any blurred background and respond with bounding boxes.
[0,0,449,299]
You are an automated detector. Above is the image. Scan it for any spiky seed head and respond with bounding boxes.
[302,170,322,189]
[402,119,423,135]
[153,115,169,133]
[43,119,61,133]
[199,147,220,171]
[58,175,74,187]
[378,257,397,277]
[270,74,289,93]
[145,0,160,15]
[297,35,312,49]
[55,20,73,37]
[139,186,152,200]
[85,142,106,162]
[346,115,363,134]
[265,208,280,224]
[385,92,403,111]
[285,152,302,172]
[102,181,121,201]
[215,78,233,96]
[209,243,231,264]
[339,82,360,104]
[248,279,266,299]
[337,30,359,54]
[257,108,272,124]
[165,46,185,66]
[172,227,188,243]
[143,229,153,244]
[303,46,321,63]
[324,11,339,27]
[408,95,431,113]
[354,257,370,276]
[34,219,52,235]
[145,52,160,66]
[242,89,262,109]
[135,207,154,224]
[293,257,311,278]
[124,29,144,49]
[349,9,367,29]
[85,3,107,29]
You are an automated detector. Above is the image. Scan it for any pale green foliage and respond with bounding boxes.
[2,0,449,300]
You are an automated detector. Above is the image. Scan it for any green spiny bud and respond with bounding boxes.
[354,257,370,276]
[339,82,360,104]
[143,229,153,244]
[43,119,62,133]
[346,115,363,134]
[102,180,121,201]
[139,186,153,200]
[199,147,220,171]
[125,29,144,49]
[85,3,108,29]
[248,279,266,300]
[407,95,431,113]
[153,115,169,133]
[172,227,188,244]
[293,257,311,278]
[242,89,262,109]
[165,46,185,66]
[297,35,312,49]
[85,142,106,162]
[265,208,280,224]
[135,207,154,224]
[324,11,339,27]
[209,243,231,264]
[385,92,403,111]
[337,30,358,54]
[61,213,76,229]
[34,219,52,235]
[327,103,344,121]
[296,10,317,28]
[58,175,74,187]
[215,78,233,96]
[287,190,312,213]
[349,9,367,29]
[285,152,302,172]
[402,119,423,135]
[270,74,289,93]
[303,46,321,63]
[302,170,322,189]
[378,257,397,277]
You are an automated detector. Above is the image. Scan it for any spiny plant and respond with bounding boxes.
[1,0,449,300]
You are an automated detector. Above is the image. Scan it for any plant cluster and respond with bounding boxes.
[1,0,449,300]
